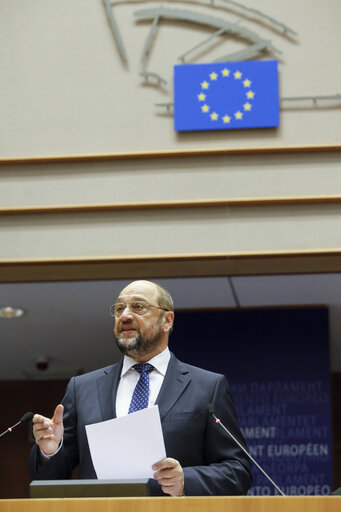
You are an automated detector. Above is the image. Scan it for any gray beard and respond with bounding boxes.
[115,333,141,355]
[114,326,162,359]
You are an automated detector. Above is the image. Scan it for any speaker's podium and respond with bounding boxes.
[0,488,340,512]
[0,480,339,512]
[0,495,340,512]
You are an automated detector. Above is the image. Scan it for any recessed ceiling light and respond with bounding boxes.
[0,306,25,318]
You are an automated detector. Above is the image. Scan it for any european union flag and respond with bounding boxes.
[174,60,279,132]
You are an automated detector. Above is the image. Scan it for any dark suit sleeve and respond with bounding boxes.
[157,372,251,496]
[29,377,79,479]
[183,374,251,495]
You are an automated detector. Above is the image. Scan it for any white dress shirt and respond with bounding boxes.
[115,347,171,417]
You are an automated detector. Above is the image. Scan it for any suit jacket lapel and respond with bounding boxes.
[96,360,123,421]
[156,353,190,421]
[95,354,190,423]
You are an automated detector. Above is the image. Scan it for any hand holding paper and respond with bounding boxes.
[152,457,185,497]
[85,405,166,480]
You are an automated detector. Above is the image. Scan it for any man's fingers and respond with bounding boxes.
[156,476,174,485]
[52,404,64,425]
[153,457,180,479]
[32,423,46,433]
[32,413,48,424]
[152,457,184,497]
[34,429,54,442]
[35,433,53,442]
[33,424,50,439]
[153,468,176,480]
[33,404,64,427]
[33,419,53,433]
[32,406,63,447]
[42,434,57,440]
[31,407,63,455]
[152,457,177,471]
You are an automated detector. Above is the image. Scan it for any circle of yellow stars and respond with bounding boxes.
[197,68,255,124]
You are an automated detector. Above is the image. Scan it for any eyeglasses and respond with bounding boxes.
[109,301,169,318]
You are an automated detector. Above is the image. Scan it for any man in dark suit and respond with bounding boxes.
[30,280,252,496]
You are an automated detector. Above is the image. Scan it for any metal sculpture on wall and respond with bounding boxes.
[101,0,341,126]
[136,6,281,64]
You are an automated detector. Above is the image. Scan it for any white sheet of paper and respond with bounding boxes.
[85,405,166,479]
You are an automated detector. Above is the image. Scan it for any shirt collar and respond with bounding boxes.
[121,347,170,377]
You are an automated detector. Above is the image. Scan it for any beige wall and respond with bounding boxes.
[0,0,340,157]
[0,151,340,261]
[0,1,340,263]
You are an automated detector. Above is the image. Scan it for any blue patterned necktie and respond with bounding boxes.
[128,363,154,414]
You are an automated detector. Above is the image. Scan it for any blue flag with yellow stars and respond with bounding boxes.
[174,60,279,132]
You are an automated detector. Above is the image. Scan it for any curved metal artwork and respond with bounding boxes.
[135,6,281,64]
[104,0,292,68]
[101,1,340,120]
[221,0,298,36]
[140,71,168,86]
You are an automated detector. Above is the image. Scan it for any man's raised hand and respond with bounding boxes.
[32,404,64,456]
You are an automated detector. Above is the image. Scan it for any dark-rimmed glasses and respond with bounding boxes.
[109,301,169,318]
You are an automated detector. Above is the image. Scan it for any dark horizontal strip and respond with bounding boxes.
[1,250,341,282]
[0,144,340,165]
[0,196,341,216]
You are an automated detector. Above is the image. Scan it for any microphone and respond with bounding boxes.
[207,403,285,496]
[0,412,34,438]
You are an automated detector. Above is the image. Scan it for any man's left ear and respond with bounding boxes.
[163,311,174,333]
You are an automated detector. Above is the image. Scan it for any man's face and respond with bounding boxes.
[113,281,169,360]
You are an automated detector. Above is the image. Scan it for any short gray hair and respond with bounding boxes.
[155,283,174,312]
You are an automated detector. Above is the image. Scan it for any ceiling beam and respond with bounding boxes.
[1,250,341,282]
